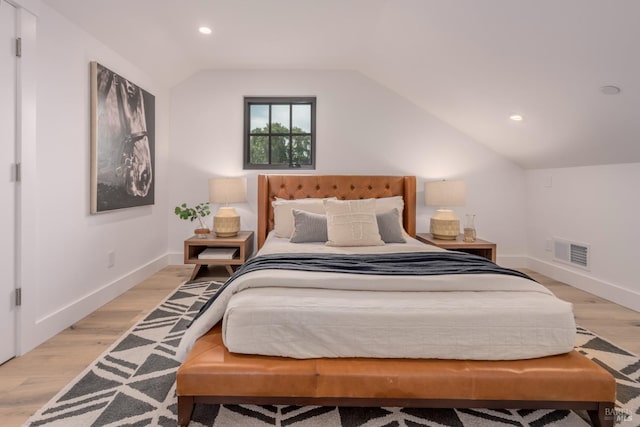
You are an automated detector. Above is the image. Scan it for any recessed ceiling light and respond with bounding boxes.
[509,114,523,121]
[198,26,212,35]
[600,85,621,95]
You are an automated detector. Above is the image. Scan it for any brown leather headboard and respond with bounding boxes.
[257,174,416,248]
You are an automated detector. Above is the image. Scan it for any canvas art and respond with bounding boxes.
[90,62,155,213]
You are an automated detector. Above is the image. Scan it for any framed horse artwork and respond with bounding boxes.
[90,62,155,213]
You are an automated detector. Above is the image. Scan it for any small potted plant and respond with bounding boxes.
[174,202,211,238]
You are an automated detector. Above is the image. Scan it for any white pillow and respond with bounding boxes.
[375,196,404,214]
[324,199,384,247]
[272,197,336,238]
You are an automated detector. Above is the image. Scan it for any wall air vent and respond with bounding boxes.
[553,238,590,270]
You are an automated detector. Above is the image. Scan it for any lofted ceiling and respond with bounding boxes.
[41,0,640,169]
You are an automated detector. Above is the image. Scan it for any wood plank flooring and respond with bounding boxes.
[1,265,638,427]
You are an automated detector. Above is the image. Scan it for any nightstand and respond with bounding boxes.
[415,233,496,263]
[184,231,254,280]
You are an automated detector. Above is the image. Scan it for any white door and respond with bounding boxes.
[0,0,17,365]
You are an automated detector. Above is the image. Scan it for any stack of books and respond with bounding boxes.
[197,247,239,260]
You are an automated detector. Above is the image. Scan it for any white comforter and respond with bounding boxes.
[176,235,576,361]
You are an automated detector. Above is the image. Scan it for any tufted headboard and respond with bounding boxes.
[257,174,416,248]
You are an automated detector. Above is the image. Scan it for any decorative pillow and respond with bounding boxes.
[375,196,406,232]
[272,197,336,238]
[324,199,384,247]
[376,208,406,243]
[289,210,328,243]
[289,208,405,244]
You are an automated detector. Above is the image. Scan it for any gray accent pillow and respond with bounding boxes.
[272,197,337,238]
[290,208,405,244]
[289,209,328,243]
[376,208,406,243]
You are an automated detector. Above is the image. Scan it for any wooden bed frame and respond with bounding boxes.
[176,174,616,427]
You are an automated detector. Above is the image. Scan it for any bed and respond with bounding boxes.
[176,174,616,427]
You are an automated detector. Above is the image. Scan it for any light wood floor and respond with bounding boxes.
[1,266,639,427]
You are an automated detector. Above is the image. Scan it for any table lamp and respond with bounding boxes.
[424,180,466,240]
[208,177,247,237]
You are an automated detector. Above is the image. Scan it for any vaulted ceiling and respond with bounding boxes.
[41,0,640,169]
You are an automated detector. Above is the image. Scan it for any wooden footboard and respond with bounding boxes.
[178,396,614,427]
[176,325,616,427]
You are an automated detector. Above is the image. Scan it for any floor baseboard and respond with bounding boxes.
[527,256,640,313]
[20,254,170,355]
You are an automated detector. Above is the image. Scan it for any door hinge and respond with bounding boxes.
[15,288,22,307]
[16,37,22,58]
[13,163,21,182]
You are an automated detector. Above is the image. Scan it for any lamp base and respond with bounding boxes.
[430,209,460,240]
[213,207,240,237]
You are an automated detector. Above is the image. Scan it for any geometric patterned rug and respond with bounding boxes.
[24,280,639,427]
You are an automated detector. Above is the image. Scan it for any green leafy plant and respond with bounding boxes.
[174,202,211,230]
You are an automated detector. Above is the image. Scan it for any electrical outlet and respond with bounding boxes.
[107,251,115,268]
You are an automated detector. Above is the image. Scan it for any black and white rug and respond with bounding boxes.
[26,281,639,427]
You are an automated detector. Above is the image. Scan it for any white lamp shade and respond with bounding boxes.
[209,177,247,204]
[424,180,466,207]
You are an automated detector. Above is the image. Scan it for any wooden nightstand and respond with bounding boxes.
[184,231,254,280]
[415,233,496,263]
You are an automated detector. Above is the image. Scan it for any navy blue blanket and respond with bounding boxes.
[191,251,534,325]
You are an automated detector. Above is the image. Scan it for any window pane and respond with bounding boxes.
[250,105,269,133]
[292,104,311,133]
[271,105,290,133]
[249,135,269,164]
[271,136,290,164]
[292,135,312,165]
[245,96,315,169]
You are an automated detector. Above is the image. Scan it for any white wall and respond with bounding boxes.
[168,69,528,263]
[10,1,639,357]
[526,163,640,311]
[16,1,171,354]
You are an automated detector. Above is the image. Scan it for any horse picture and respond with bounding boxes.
[90,62,155,213]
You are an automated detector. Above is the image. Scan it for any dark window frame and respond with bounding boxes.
[243,96,316,170]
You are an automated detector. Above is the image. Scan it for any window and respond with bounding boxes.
[244,97,316,169]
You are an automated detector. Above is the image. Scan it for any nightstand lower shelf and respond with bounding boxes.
[184,231,254,280]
